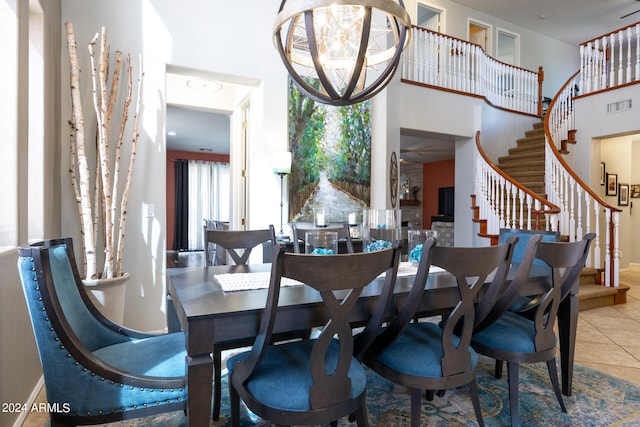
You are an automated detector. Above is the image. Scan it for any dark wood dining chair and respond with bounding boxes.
[471,233,595,427]
[203,219,229,265]
[354,238,515,427]
[227,242,402,427]
[205,225,271,266]
[291,223,354,253]
[202,224,310,420]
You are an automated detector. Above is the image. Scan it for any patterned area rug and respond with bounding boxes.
[90,355,640,427]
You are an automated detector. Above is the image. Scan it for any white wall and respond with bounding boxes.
[573,85,640,268]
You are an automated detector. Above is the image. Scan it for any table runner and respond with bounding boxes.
[216,262,443,292]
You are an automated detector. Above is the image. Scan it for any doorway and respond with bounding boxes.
[165,66,253,250]
[468,20,492,54]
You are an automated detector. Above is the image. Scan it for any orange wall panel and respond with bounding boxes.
[422,159,455,229]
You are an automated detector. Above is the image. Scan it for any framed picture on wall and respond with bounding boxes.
[606,173,618,196]
[600,162,606,185]
[619,183,629,206]
[631,184,640,198]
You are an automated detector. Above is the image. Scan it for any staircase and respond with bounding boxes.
[489,123,627,311]
[497,122,546,197]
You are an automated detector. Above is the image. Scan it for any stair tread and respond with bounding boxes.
[577,283,618,298]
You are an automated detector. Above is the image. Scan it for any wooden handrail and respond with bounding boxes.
[474,130,560,229]
[543,71,622,215]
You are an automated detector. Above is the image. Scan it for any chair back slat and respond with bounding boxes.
[204,225,276,265]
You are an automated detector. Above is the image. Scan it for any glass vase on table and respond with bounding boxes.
[305,231,338,255]
[408,229,438,265]
[362,209,401,252]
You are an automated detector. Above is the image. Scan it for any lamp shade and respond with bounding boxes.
[273,0,411,106]
[273,151,292,174]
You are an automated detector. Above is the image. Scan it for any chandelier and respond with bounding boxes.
[273,0,411,106]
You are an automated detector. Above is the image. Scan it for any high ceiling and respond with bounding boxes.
[451,0,640,46]
[166,1,640,162]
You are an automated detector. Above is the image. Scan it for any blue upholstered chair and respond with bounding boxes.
[354,238,515,427]
[471,234,595,427]
[498,228,560,266]
[227,242,402,427]
[498,228,560,311]
[17,238,187,426]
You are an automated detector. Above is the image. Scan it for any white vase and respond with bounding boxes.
[82,272,129,325]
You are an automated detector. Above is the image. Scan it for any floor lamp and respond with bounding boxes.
[273,151,292,241]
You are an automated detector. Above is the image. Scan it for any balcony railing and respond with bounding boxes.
[579,22,640,95]
[401,25,543,116]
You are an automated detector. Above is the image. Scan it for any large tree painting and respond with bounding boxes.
[288,78,371,224]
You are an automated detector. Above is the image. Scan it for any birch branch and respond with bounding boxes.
[89,27,115,278]
[66,22,97,280]
[117,53,143,275]
[111,52,130,274]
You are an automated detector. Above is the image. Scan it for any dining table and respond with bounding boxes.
[167,260,577,426]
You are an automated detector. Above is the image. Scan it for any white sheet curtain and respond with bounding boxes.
[187,160,230,250]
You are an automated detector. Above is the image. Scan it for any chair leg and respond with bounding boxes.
[425,389,434,401]
[546,358,567,413]
[506,362,520,427]
[495,359,504,379]
[410,388,422,427]
[354,405,369,427]
[229,380,241,427]
[468,378,485,427]
[213,348,222,421]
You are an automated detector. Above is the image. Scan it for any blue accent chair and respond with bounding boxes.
[227,242,402,427]
[498,228,560,311]
[354,238,515,427]
[471,233,595,427]
[17,238,187,426]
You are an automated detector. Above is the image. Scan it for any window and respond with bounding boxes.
[0,0,19,248]
[417,3,444,33]
[0,0,45,249]
[497,28,520,66]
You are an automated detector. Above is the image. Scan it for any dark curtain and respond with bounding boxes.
[173,159,189,250]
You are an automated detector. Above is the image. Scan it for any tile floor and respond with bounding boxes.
[19,259,640,427]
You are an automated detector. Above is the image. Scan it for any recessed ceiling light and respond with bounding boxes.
[186,79,223,92]
[167,131,177,136]
[539,14,547,19]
